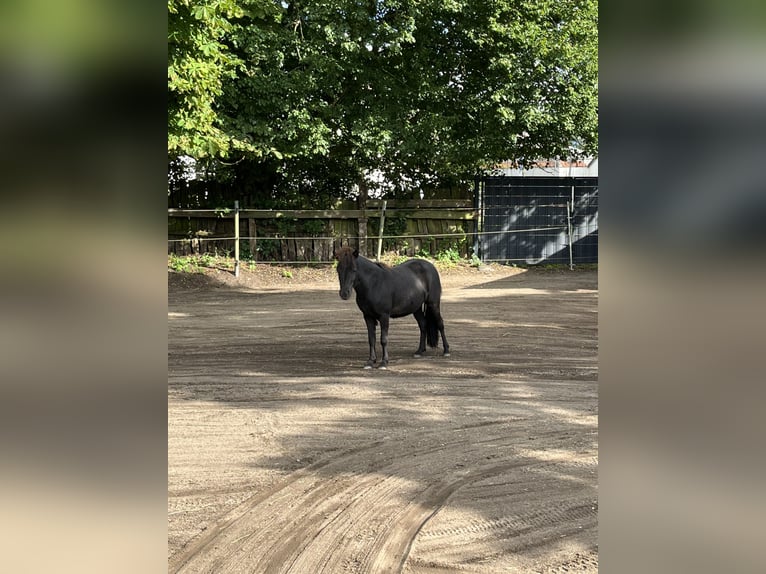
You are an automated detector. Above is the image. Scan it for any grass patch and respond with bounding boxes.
[168,254,234,273]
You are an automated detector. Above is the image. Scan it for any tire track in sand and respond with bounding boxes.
[169,421,558,574]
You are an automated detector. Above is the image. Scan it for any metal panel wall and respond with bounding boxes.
[477,176,598,264]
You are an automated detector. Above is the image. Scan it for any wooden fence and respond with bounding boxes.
[168,199,477,263]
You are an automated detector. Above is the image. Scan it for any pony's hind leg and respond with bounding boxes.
[440,322,450,356]
[413,307,427,357]
[430,304,450,356]
[425,303,450,357]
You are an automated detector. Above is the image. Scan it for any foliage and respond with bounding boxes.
[301,219,327,236]
[197,253,216,267]
[255,238,280,260]
[368,214,409,252]
[168,253,217,272]
[435,247,462,265]
[168,253,196,273]
[168,0,244,158]
[169,0,598,199]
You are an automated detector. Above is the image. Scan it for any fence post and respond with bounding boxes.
[474,176,483,261]
[249,218,257,262]
[234,200,240,277]
[357,180,368,256]
[357,216,367,256]
[566,198,574,271]
[376,200,387,262]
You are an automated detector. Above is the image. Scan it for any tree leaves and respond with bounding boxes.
[169,0,598,188]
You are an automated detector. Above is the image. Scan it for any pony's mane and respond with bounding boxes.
[334,247,391,270]
[334,246,355,267]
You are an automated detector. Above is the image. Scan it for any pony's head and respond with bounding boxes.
[334,247,358,300]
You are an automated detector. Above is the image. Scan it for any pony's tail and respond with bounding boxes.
[425,305,439,348]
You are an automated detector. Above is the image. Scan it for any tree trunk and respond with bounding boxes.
[356,179,368,257]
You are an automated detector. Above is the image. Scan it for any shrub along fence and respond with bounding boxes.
[168,199,477,272]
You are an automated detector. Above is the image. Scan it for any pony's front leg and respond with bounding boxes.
[363,315,377,368]
[379,315,390,369]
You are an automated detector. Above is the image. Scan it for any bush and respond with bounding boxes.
[435,247,462,266]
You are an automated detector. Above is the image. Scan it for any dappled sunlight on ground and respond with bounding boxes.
[168,268,598,573]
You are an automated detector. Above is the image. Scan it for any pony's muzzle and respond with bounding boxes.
[339,289,352,300]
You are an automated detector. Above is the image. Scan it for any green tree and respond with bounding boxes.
[168,0,597,197]
[168,0,283,158]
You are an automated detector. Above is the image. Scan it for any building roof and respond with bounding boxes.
[493,157,598,177]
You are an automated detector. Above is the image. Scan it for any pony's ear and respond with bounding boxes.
[352,249,359,258]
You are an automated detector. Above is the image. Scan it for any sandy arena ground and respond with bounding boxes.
[168,263,598,573]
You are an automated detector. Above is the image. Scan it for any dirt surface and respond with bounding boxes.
[168,263,598,573]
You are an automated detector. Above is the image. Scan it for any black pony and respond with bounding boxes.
[335,247,450,369]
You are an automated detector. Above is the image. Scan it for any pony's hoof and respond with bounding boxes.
[413,353,423,358]
[378,365,388,370]
[443,352,451,357]
[364,364,373,369]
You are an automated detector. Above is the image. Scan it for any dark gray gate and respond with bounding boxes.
[475,176,598,264]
